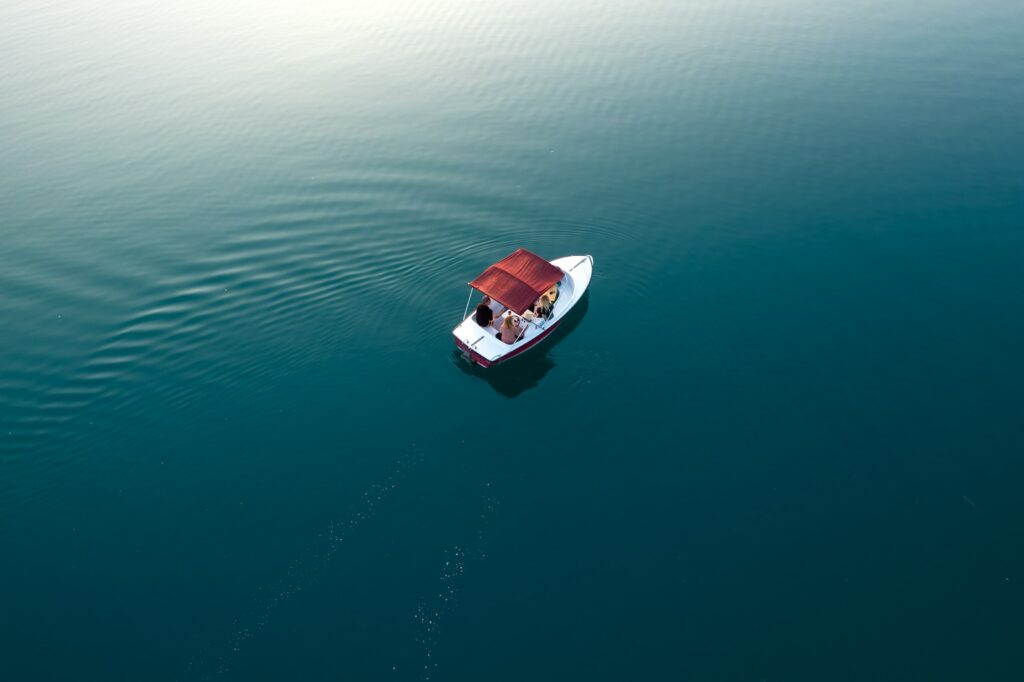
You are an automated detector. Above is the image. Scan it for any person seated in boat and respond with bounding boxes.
[474,302,498,330]
[534,294,554,318]
[544,283,558,303]
[522,294,551,322]
[498,314,523,344]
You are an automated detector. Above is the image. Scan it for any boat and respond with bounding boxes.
[453,248,593,367]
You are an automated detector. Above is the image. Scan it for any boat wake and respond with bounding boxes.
[180,454,417,681]
[410,487,499,681]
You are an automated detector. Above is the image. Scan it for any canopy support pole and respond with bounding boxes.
[462,288,474,320]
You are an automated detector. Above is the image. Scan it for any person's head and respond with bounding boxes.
[540,294,552,310]
[502,315,516,329]
[481,296,491,306]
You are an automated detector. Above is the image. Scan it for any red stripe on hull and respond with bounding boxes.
[455,320,561,368]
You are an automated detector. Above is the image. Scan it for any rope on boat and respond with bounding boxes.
[569,256,589,271]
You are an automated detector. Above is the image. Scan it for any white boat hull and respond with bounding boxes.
[453,255,593,367]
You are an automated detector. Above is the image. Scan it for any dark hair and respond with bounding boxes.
[474,303,492,326]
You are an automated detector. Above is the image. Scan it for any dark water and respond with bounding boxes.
[2,1,1023,679]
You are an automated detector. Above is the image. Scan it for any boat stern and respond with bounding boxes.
[452,319,497,367]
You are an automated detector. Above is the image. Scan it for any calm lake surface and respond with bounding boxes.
[2,1,1023,679]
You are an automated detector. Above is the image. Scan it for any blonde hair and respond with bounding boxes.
[502,315,516,330]
[539,294,552,312]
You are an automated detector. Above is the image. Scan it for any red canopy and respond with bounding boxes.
[468,248,564,314]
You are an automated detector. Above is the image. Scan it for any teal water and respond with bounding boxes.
[2,1,1023,679]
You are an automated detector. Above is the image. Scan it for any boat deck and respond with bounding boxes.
[453,255,592,366]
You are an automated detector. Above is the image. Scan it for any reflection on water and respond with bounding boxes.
[452,295,590,398]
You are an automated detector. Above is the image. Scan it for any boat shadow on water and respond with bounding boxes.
[451,294,590,399]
